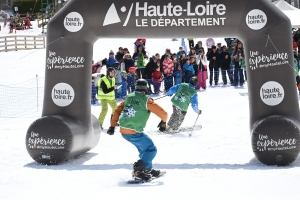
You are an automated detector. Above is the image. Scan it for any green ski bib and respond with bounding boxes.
[171,83,196,111]
[119,92,151,132]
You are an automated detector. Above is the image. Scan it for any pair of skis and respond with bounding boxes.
[146,125,202,136]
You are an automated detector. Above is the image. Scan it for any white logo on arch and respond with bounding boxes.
[246,9,267,30]
[260,81,284,106]
[64,12,84,32]
[52,83,75,107]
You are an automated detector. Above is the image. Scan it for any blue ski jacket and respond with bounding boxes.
[167,83,200,114]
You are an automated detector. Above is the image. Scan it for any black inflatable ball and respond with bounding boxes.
[251,115,300,166]
[26,115,101,165]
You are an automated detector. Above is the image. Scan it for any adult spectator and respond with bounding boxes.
[123,53,135,73]
[197,49,208,90]
[219,46,233,85]
[224,38,232,47]
[207,45,220,86]
[194,41,204,55]
[134,38,146,53]
[143,56,158,79]
[293,28,300,54]
[216,43,222,53]
[9,15,15,33]
[133,45,147,78]
[155,53,160,60]
[106,50,118,68]
[115,47,124,63]
[231,43,245,86]
[162,54,174,91]
[188,47,197,58]
[97,68,118,129]
[176,47,185,59]
[123,47,130,55]
[160,48,172,71]
[173,57,182,85]
[182,58,195,84]
[190,57,198,83]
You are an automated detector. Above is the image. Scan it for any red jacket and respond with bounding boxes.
[152,70,162,81]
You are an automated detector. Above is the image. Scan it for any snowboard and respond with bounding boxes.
[146,125,202,135]
[127,171,166,184]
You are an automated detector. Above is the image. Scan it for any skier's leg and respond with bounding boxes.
[167,105,185,130]
[122,132,157,170]
[172,108,187,131]
[167,105,180,129]
[98,100,108,127]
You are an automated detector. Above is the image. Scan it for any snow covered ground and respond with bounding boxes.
[1,20,300,200]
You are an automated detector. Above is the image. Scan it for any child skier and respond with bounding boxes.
[166,76,202,133]
[107,79,168,181]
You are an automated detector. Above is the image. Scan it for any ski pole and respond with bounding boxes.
[189,113,201,137]
[154,95,168,100]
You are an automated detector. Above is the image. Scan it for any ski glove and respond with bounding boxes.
[198,110,202,115]
[157,120,166,132]
[107,127,115,135]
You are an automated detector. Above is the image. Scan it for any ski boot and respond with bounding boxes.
[146,169,161,178]
[132,160,152,181]
[166,126,179,134]
[165,126,172,133]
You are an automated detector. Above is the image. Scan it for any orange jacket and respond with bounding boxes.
[111,98,168,134]
[293,41,297,51]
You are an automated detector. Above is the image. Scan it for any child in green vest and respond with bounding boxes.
[166,76,202,133]
[107,79,168,181]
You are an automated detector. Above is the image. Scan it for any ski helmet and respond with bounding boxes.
[107,67,115,76]
[189,76,198,87]
[135,79,148,92]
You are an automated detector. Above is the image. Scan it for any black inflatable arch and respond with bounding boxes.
[26,0,300,165]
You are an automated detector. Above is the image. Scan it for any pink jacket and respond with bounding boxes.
[163,58,174,75]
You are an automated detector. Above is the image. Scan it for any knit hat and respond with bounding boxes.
[129,67,136,73]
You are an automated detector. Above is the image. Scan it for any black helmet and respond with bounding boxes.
[189,76,198,87]
[135,79,148,92]
[107,67,115,76]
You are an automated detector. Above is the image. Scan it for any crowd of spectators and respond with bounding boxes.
[91,38,250,104]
